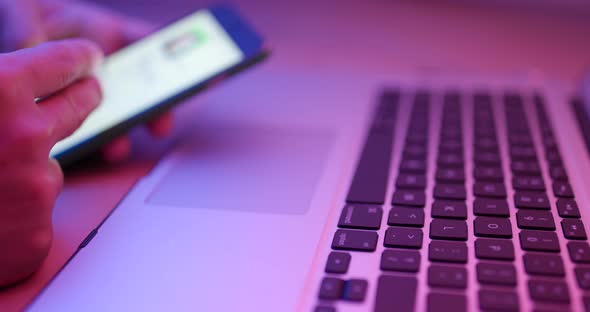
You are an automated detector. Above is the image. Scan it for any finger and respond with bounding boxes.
[13,39,103,98]
[38,77,102,143]
[101,136,131,163]
[146,112,174,138]
[0,0,46,52]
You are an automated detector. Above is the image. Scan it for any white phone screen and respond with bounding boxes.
[50,10,244,157]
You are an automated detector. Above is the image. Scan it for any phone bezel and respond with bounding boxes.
[54,5,269,167]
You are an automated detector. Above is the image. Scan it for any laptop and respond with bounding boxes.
[26,63,590,311]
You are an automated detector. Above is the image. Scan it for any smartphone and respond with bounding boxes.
[50,5,269,166]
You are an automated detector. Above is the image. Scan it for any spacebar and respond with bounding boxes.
[374,275,417,312]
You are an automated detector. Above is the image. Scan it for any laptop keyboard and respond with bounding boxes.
[315,90,589,312]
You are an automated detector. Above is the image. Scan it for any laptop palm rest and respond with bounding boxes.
[147,125,333,214]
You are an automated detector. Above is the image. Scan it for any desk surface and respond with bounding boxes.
[1,0,590,310]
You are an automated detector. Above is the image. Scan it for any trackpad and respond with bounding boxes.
[147,125,333,214]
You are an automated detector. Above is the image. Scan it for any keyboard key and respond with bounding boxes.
[575,267,590,290]
[331,229,378,252]
[436,168,465,183]
[314,306,335,312]
[439,141,463,153]
[512,176,545,191]
[475,152,501,166]
[528,280,570,303]
[478,290,519,311]
[552,181,574,198]
[392,190,426,207]
[511,161,540,175]
[384,227,423,249]
[429,241,468,263]
[474,166,503,181]
[338,204,383,230]
[475,238,514,261]
[403,144,427,159]
[318,277,344,300]
[433,184,466,200]
[325,252,351,274]
[557,198,581,218]
[430,219,468,241]
[523,253,564,276]
[399,159,426,173]
[549,166,568,181]
[380,249,420,272]
[516,210,555,230]
[476,263,517,286]
[520,230,560,252]
[438,153,464,168]
[514,192,550,210]
[342,279,368,302]
[396,173,426,189]
[474,217,512,238]
[474,138,498,152]
[473,198,510,217]
[427,293,466,312]
[374,275,417,312]
[474,182,506,198]
[561,219,587,240]
[388,207,424,227]
[510,146,537,160]
[431,201,467,219]
[428,265,467,289]
[567,241,590,263]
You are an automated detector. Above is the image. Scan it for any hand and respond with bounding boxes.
[0,39,103,286]
[0,0,173,162]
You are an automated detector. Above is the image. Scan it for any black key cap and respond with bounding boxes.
[430,219,468,241]
[553,181,574,198]
[431,201,467,219]
[338,204,382,230]
[403,144,427,159]
[436,168,465,183]
[429,241,468,263]
[388,207,424,227]
[520,230,560,252]
[550,166,568,181]
[342,279,368,302]
[516,210,555,230]
[567,241,590,263]
[479,290,519,311]
[562,219,587,240]
[474,217,512,238]
[374,275,417,312]
[346,99,397,204]
[384,227,423,249]
[475,138,498,152]
[392,190,425,207]
[510,146,537,160]
[399,159,426,173]
[438,153,464,168]
[380,249,420,272]
[428,265,467,289]
[512,176,545,191]
[439,141,463,153]
[474,182,506,198]
[331,229,378,252]
[476,263,517,286]
[557,198,581,218]
[514,192,550,210]
[473,198,509,217]
[528,280,570,303]
[475,238,514,260]
[511,161,540,175]
[433,184,466,200]
[523,253,564,276]
[575,267,590,290]
[325,252,351,274]
[318,277,344,300]
[396,173,426,189]
[474,166,503,181]
[427,293,466,312]
[475,152,501,166]
[546,149,562,165]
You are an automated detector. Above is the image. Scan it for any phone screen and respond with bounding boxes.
[50,9,245,157]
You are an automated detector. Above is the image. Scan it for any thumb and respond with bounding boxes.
[0,0,47,52]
